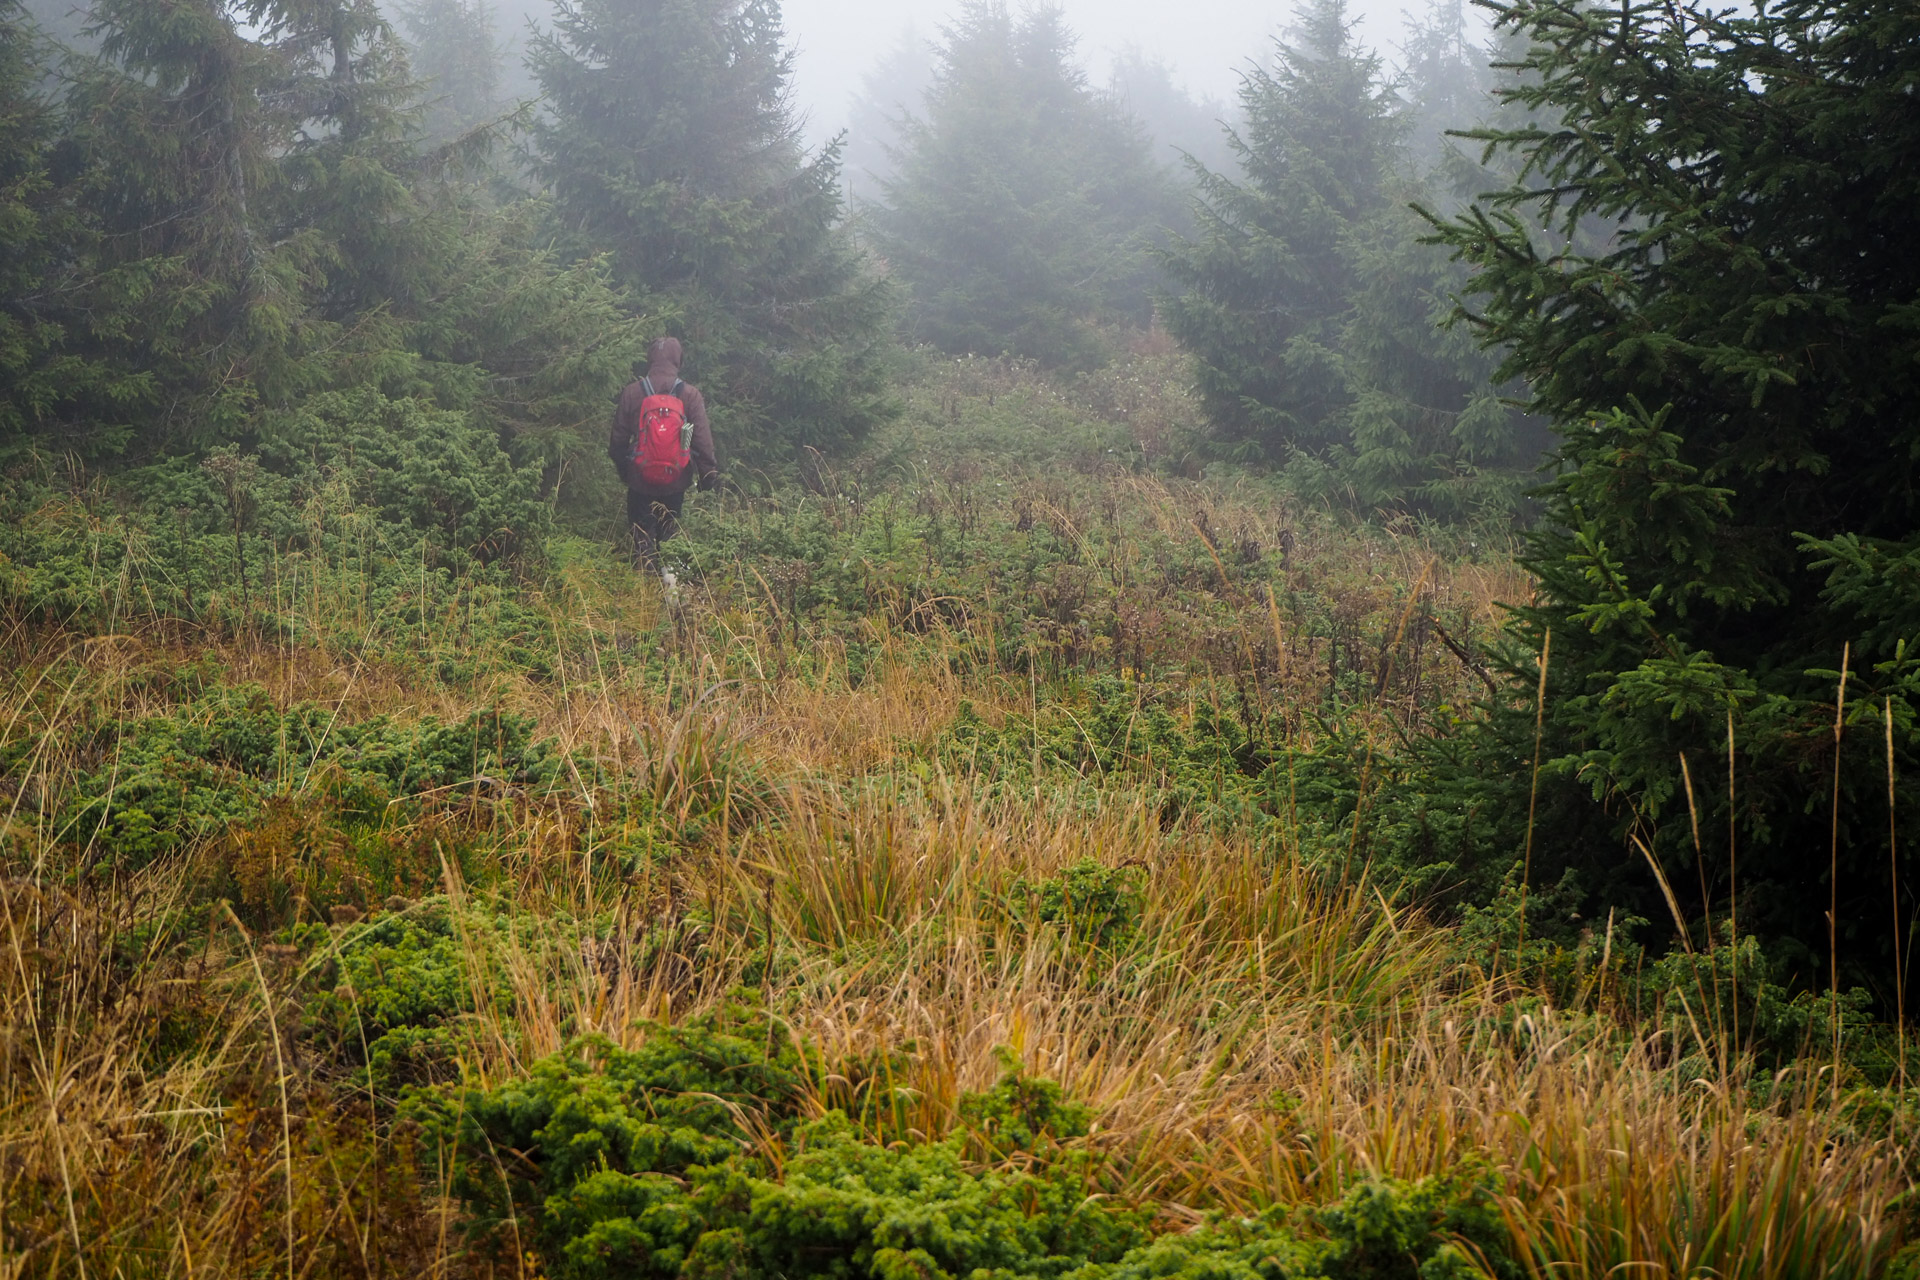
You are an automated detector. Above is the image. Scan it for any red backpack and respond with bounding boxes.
[630,377,692,487]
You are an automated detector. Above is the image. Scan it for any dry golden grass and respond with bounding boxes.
[468,771,1912,1278]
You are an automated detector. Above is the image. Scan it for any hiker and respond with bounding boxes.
[609,337,719,570]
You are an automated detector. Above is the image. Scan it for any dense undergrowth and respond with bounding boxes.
[0,355,1914,1277]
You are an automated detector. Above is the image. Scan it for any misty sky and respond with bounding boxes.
[781,0,1426,141]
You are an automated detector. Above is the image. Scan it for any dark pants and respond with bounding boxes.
[626,488,685,568]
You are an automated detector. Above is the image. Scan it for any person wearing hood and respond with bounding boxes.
[609,337,720,568]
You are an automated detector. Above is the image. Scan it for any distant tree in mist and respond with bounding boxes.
[395,0,504,139]
[16,0,87,46]
[840,25,932,197]
[869,2,1179,370]
[529,0,897,460]
[1164,0,1401,456]
[1163,0,1544,516]
[475,0,547,104]
[378,0,547,123]
[1396,0,1494,178]
[1108,51,1234,179]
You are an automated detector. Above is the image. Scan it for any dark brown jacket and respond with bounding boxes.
[608,338,718,497]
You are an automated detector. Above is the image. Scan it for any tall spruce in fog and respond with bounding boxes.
[1163,0,1540,514]
[1422,0,1920,995]
[60,0,317,446]
[869,2,1177,369]
[1163,0,1403,459]
[0,4,55,424]
[841,25,932,195]
[529,0,896,459]
[396,0,503,140]
[1109,51,1234,178]
[51,0,480,445]
[1398,0,1492,178]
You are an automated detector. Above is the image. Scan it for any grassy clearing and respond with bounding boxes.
[0,357,1911,1277]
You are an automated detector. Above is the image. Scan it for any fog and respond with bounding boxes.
[778,0,1424,145]
[469,0,1452,153]
[29,0,1468,151]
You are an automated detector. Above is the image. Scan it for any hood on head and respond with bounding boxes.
[647,337,683,377]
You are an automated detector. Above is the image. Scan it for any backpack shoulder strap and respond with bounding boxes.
[640,376,656,398]
[672,379,685,398]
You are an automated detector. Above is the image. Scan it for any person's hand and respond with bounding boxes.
[698,470,720,492]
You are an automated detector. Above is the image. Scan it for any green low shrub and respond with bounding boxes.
[305,900,491,1094]
[8,684,565,872]
[1012,858,1147,954]
[420,995,1520,1280]
[303,895,604,1098]
[1100,1174,1518,1280]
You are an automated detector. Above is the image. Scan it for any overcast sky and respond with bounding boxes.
[780,0,1428,142]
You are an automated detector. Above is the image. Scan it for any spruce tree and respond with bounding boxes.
[44,0,291,448]
[0,0,136,454]
[1162,0,1541,515]
[1161,0,1403,461]
[50,0,436,441]
[868,2,1178,370]
[529,0,896,460]
[0,2,58,424]
[1425,0,1920,998]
